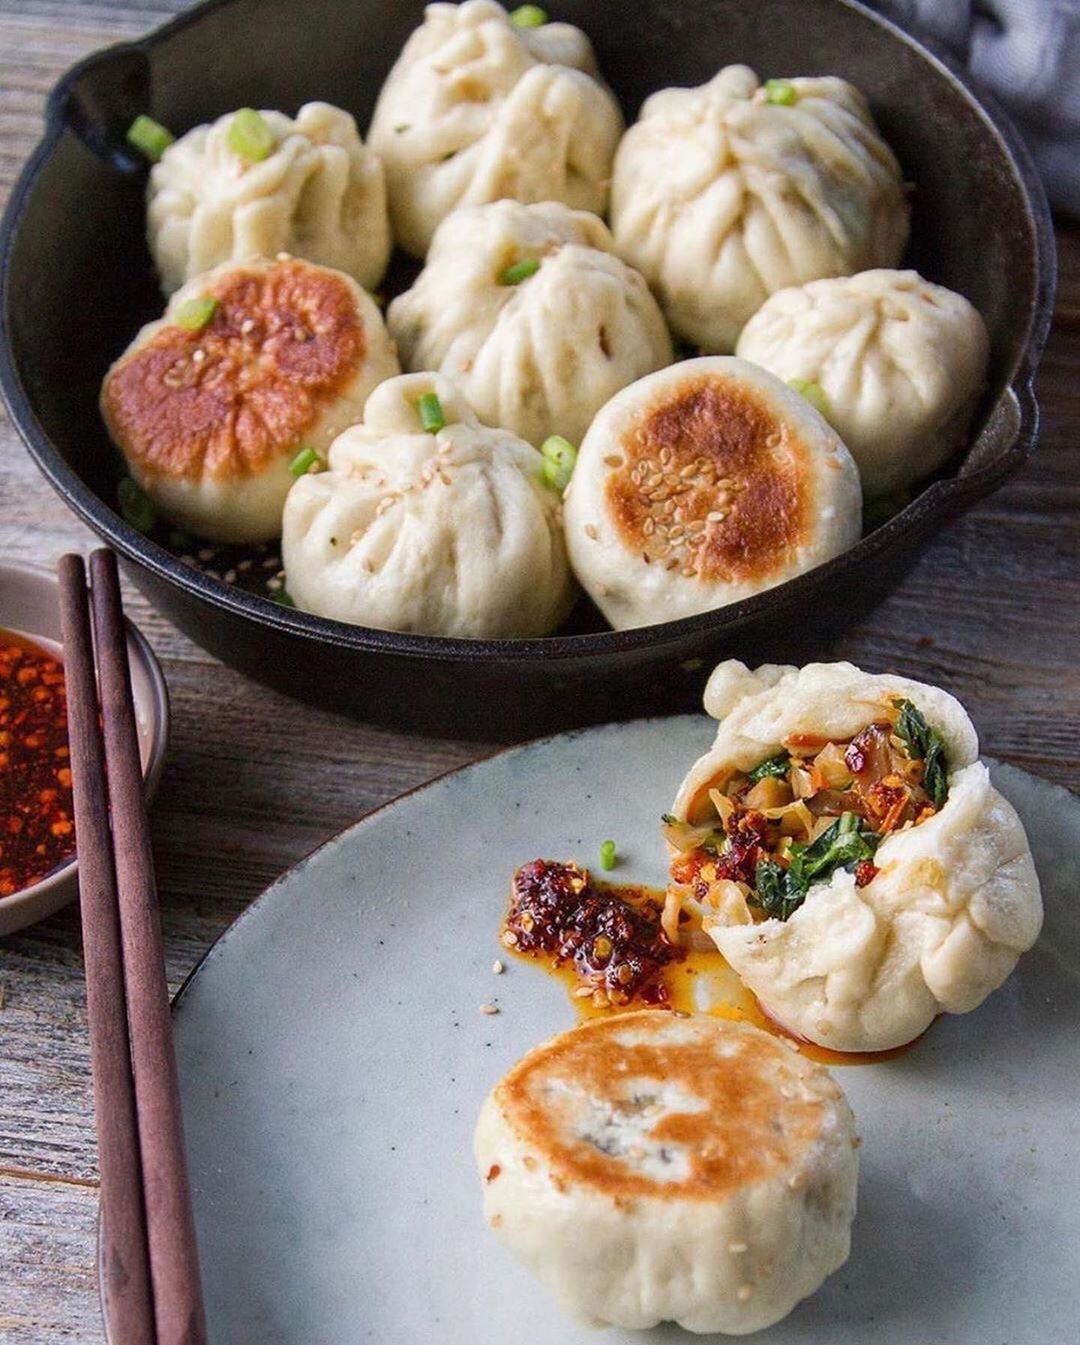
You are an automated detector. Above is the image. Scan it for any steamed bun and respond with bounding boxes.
[668,661,1043,1052]
[475,1010,859,1334]
[281,373,574,637]
[611,65,909,353]
[562,357,862,629]
[387,200,673,448]
[367,0,623,257]
[736,270,990,495]
[147,102,391,295]
[100,256,399,544]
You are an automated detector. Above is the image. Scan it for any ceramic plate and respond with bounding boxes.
[172,717,1079,1344]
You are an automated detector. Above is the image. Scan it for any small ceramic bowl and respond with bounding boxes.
[0,559,169,936]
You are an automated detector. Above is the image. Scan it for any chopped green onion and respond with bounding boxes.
[227,108,276,162]
[174,295,218,331]
[167,528,193,550]
[117,477,156,533]
[748,752,791,785]
[269,588,296,608]
[393,123,410,134]
[289,446,323,476]
[510,4,548,27]
[126,114,174,162]
[788,377,830,417]
[418,392,446,433]
[541,434,577,491]
[599,839,617,871]
[764,78,798,106]
[500,256,541,286]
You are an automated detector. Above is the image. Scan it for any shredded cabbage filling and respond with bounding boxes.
[664,699,948,926]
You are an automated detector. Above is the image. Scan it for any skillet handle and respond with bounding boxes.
[46,43,153,174]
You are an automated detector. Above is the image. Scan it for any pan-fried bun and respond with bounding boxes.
[562,357,861,629]
[100,256,399,543]
[475,1011,858,1334]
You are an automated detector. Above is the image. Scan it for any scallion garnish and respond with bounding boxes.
[500,256,541,286]
[227,108,276,162]
[117,477,156,534]
[764,78,798,106]
[126,114,174,162]
[599,839,617,871]
[510,4,548,27]
[289,446,323,477]
[788,377,830,417]
[418,392,446,433]
[541,435,576,491]
[174,296,218,331]
[270,588,296,608]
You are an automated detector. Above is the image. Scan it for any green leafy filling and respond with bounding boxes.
[891,698,948,808]
[750,812,880,921]
[747,752,791,784]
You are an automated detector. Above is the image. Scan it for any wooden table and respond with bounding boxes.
[0,3,1077,1338]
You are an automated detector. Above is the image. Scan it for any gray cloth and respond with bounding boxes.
[873,0,1080,215]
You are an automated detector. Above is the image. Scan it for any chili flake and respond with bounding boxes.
[0,631,75,898]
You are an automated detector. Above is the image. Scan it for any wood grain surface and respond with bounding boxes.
[0,2,1077,1339]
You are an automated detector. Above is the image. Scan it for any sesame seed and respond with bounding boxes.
[574,985,594,998]
[660,447,673,466]
[492,960,504,975]
[261,556,279,569]
[669,526,685,542]
[223,568,237,583]
[276,251,292,262]
[479,1003,499,1016]
[729,1241,748,1254]
[180,554,196,566]
[680,462,698,478]
[192,348,206,364]
[198,548,215,562]
[788,1172,806,1191]
[595,583,609,597]
[238,558,253,572]
[604,455,623,468]
[585,524,598,540]
[737,1284,753,1302]
[267,576,282,591]
[643,518,655,535]
[240,318,255,335]
[666,558,679,570]
[641,552,651,564]
[681,566,697,578]
[502,929,518,947]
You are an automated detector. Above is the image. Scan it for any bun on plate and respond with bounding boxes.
[666,661,1043,1052]
[475,1010,859,1333]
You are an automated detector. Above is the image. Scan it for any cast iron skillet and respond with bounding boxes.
[0,0,1056,739]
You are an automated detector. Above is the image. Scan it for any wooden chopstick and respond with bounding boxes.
[59,550,208,1345]
[87,550,208,1345]
[58,553,157,1345]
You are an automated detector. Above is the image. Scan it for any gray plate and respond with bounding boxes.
[173,717,1080,1343]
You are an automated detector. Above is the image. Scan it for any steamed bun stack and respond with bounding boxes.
[368,0,624,257]
[610,65,910,354]
[282,373,574,637]
[148,102,391,294]
[388,200,673,448]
